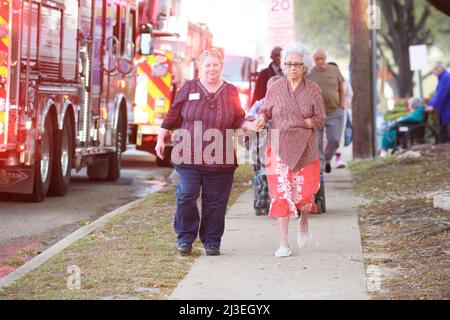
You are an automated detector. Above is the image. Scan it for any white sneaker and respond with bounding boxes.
[275,246,292,257]
[297,228,312,248]
[335,159,347,169]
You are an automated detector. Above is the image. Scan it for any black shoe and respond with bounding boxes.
[325,162,332,173]
[255,207,269,216]
[178,242,192,255]
[254,208,264,216]
[205,245,220,256]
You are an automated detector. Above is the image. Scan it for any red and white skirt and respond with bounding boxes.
[266,145,320,219]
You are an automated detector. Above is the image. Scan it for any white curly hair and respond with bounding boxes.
[281,42,313,76]
[408,97,424,109]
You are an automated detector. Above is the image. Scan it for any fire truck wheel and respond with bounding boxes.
[156,146,173,167]
[106,111,124,181]
[48,115,73,196]
[31,115,55,202]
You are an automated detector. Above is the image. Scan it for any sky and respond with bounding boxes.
[180,0,270,61]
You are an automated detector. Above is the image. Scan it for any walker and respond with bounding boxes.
[315,174,326,214]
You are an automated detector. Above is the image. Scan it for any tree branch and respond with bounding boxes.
[331,4,347,20]
[413,7,431,38]
[379,0,399,44]
[406,0,415,38]
[437,27,450,33]
[378,44,398,81]
[416,29,433,46]
[393,0,405,27]
[379,31,394,52]
[422,70,434,80]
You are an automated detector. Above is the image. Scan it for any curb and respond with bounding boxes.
[0,196,148,292]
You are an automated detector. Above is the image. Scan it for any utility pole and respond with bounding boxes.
[370,0,378,158]
[350,0,375,159]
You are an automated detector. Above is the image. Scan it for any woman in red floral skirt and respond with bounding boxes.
[256,42,326,257]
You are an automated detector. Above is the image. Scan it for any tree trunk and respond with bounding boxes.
[393,40,415,97]
[378,0,432,98]
[350,0,374,159]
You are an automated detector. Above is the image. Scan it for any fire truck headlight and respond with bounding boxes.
[134,108,150,124]
[25,119,32,130]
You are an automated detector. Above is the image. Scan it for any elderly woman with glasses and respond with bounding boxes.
[256,42,326,257]
[156,48,256,256]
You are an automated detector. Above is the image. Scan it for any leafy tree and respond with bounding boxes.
[294,0,450,97]
[293,0,349,57]
[377,0,448,97]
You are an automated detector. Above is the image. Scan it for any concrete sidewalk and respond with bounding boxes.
[169,167,368,300]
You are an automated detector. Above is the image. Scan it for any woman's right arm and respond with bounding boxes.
[156,82,189,159]
[155,128,170,160]
[257,87,275,129]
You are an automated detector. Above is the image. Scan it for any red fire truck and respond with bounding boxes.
[0,0,138,201]
[131,0,213,166]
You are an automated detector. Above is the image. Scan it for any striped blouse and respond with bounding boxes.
[161,79,246,169]
[260,78,326,172]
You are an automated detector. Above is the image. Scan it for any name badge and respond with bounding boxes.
[189,93,200,101]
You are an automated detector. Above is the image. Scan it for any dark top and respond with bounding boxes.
[251,62,282,105]
[161,79,246,169]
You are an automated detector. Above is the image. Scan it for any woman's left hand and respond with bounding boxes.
[256,115,266,130]
[304,118,314,128]
[241,120,258,131]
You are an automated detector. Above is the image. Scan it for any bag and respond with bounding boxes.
[344,110,353,147]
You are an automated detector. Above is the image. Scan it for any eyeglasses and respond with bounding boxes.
[284,62,304,69]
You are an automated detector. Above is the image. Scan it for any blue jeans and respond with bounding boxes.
[174,166,235,248]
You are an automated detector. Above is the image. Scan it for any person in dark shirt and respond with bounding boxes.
[251,46,283,105]
[156,48,256,256]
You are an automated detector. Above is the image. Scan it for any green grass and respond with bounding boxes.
[349,145,450,300]
[349,148,450,201]
[0,165,254,300]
